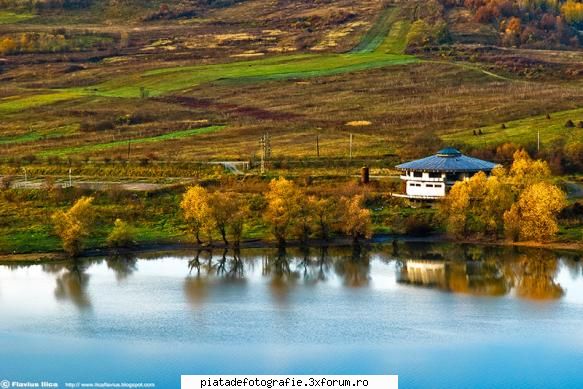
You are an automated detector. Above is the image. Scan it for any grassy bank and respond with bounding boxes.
[2,175,582,257]
[443,107,583,149]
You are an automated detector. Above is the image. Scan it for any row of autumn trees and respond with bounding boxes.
[180,178,372,247]
[439,149,567,241]
[51,177,372,256]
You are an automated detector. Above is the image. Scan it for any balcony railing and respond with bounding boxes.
[400,176,445,182]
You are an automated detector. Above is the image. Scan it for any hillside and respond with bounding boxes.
[0,0,582,169]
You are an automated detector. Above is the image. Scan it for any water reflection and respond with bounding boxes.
[264,247,298,304]
[43,260,92,309]
[106,253,137,282]
[513,253,564,299]
[184,250,211,307]
[396,245,569,299]
[181,246,373,306]
[398,259,510,296]
[0,243,578,312]
[334,245,370,288]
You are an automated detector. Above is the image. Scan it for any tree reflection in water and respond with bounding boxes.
[43,260,92,310]
[264,246,298,305]
[397,245,565,299]
[512,253,564,300]
[216,248,245,280]
[184,249,248,307]
[106,253,137,282]
[184,250,210,307]
[334,244,370,288]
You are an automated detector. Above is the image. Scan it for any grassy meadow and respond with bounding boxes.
[443,108,583,149]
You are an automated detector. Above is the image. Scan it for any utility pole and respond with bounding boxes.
[259,132,271,174]
[349,133,353,159]
[316,135,320,158]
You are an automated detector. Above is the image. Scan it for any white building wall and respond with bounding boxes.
[406,180,446,198]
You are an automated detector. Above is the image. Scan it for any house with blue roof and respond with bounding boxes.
[395,148,498,200]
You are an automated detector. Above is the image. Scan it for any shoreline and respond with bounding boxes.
[2,234,583,264]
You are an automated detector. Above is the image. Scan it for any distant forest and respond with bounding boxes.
[441,0,583,47]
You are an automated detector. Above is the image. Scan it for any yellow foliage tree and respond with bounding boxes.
[339,195,372,243]
[211,192,249,246]
[181,185,215,244]
[439,179,471,238]
[311,196,340,240]
[51,196,94,256]
[562,0,583,24]
[508,149,551,189]
[440,170,514,238]
[264,177,303,246]
[503,182,567,241]
[0,37,17,55]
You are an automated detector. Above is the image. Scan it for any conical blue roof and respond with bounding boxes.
[396,148,497,172]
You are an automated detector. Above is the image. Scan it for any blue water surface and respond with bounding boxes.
[0,244,582,389]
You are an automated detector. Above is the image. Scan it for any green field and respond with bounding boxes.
[0,11,34,24]
[38,125,225,157]
[351,7,399,53]
[94,52,417,98]
[0,91,85,114]
[0,125,78,145]
[443,108,583,148]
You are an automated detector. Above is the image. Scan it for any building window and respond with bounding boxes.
[426,184,434,187]
[413,172,422,178]
[435,184,442,188]
[428,172,441,178]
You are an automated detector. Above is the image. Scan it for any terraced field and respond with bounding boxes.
[38,125,224,157]
[94,52,416,98]
[0,6,415,111]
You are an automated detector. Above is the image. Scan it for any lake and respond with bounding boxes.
[0,242,582,388]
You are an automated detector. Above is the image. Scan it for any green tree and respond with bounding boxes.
[51,196,94,256]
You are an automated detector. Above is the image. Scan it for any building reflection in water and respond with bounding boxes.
[398,251,565,300]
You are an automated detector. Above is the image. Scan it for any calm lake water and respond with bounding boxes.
[1,242,582,388]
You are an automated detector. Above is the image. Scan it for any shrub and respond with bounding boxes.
[107,219,136,248]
